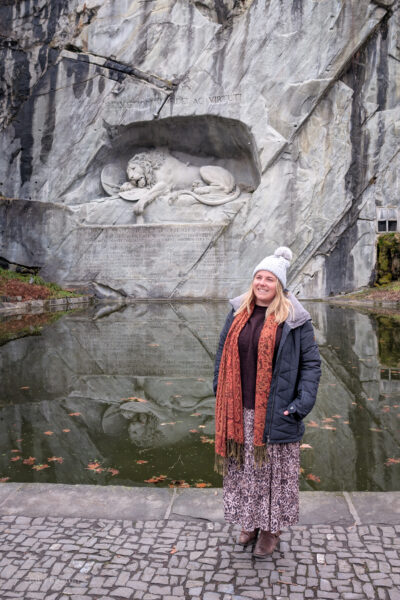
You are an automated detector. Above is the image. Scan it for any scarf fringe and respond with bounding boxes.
[214,441,270,476]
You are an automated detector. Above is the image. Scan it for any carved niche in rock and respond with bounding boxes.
[101,148,242,223]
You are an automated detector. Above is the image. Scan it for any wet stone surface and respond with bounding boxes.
[0,516,399,599]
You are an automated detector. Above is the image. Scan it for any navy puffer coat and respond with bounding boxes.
[213,293,321,444]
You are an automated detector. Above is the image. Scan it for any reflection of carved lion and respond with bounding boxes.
[101,148,241,221]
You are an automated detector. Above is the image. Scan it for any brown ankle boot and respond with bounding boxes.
[253,530,280,558]
[238,528,259,546]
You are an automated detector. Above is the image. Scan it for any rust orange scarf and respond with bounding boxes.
[214,303,278,475]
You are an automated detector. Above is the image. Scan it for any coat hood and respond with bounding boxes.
[229,291,311,329]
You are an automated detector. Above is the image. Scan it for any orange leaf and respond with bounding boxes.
[11,449,20,453]
[44,431,53,436]
[10,456,21,462]
[322,425,336,430]
[148,343,159,347]
[107,468,119,476]
[385,458,400,466]
[23,457,36,465]
[87,462,101,471]
[200,436,214,444]
[195,482,211,488]
[332,415,342,419]
[48,457,63,463]
[306,473,321,482]
[160,422,176,426]
[136,460,148,464]
[170,546,177,554]
[124,397,147,403]
[20,386,29,390]
[62,429,71,433]
[300,443,312,449]
[145,474,167,484]
[169,480,190,488]
[189,429,198,433]
[322,417,334,423]
[173,395,182,398]
[32,464,49,471]
[16,439,23,442]
[0,477,10,482]
[68,412,81,416]
[164,382,173,386]
[306,420,319,428]
[369,427,382,432]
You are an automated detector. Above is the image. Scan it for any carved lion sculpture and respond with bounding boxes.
[101,149,241,220]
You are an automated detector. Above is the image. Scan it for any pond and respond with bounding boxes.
[0,301,399,491]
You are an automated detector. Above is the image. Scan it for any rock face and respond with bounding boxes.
[0,0,399,298]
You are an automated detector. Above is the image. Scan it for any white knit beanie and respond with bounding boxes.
[252,247,293,288]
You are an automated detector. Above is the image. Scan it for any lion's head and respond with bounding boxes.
[125,151,166,189]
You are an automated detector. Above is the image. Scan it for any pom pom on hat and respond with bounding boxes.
[274,246,292,263]
[252,246,292,288]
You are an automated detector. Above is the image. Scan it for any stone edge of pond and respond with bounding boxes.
[0,484,398,526]
[0,296,93,315]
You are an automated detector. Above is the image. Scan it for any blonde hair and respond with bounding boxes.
[235,277,293,324]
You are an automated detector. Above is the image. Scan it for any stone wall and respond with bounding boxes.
[0,0,399,298]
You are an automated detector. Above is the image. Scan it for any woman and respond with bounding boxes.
[213,247,321,559]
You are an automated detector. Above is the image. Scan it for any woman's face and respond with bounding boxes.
[252,270,278,306]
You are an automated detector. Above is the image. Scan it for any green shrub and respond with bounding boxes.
[376,233,400,286]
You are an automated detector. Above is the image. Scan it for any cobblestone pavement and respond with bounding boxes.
[0,515,399,600]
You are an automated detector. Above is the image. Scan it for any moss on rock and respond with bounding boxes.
[376,233,400,285]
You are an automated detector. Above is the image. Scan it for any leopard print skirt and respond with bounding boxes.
[223,407,300,534]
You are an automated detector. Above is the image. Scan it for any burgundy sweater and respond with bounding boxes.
[238,305,283,409]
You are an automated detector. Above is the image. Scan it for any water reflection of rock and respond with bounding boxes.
[0,302,399,490]
[305,303,400,491]
[0,303,227,483]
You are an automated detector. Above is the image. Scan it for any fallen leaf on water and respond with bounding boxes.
[198,425,206,429]
[44,431,53,436]
[322,425,336,430]
[327,383,336,387]
[169,480,190,488]
[195,482,211,488]
[189,429,198,434]
[10,456,21,462]
[107,468,119,476]
[20,386,29,390]
[11,449,20,453]
[385,458,400,466]
[322,418,334,423]
[200,436,214,445]
[124,397,147,403]
[48,457,63,463]
[23,457,36,465]
[0,477,10,482]
[191,413,201,417]
[382,406,390,413]
[173,395,182,398]
[343,421,350,424]
[306,420,319,428]
[87,462,101,471]
[369,427,382,432]
[300,444,312,449]
[145,474,167,484]
[68,412,81,417]
[136,460,148,464]
[16,439,23,442]
[32,464,49,471]
[148,343,159,347]
[164,382,173,386]
[62,429,71,433]
[170,546,177,554]
[367,397,374,401]
[332,415,342,419]
[160,422,176,426]
[306,473,321,482]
